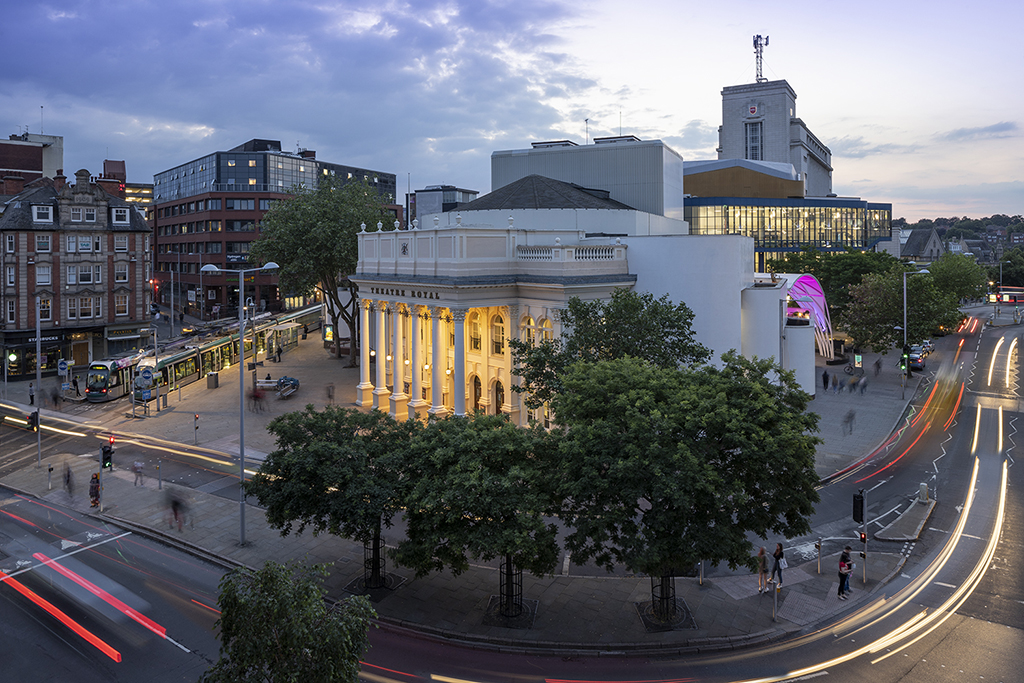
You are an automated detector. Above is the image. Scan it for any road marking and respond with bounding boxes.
[1,531,132,581]
[933,581,957,589]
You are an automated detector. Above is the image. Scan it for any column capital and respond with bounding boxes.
[361,299,374,311]
[429,305,446,318]
[450,308,468,322]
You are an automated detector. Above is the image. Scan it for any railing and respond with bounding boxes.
[516,246,552,261]
[574,245,615,261]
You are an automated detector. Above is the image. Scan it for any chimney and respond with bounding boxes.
[54,169,66,192]
[96,177,121,196]
[2,175,24,195]
[300,149,316,159]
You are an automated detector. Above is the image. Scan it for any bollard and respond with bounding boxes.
[918,482,929,502]
[699,560,704,586]
[773,582,780,621]
[157,459,162,490]
[48,464,53,490]
[816,537,822,574]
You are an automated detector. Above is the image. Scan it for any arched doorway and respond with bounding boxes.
[472,376,482,413]
[494,380,504,414]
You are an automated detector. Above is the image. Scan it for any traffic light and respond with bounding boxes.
[859,531,867,544]
[194,414,200,430]
[28,411,39,431]
[852,491,864,523]
[101,445,113,469]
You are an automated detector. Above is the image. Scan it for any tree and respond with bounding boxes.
[552,355,819,616]
[765,248,901,317]
[393,413,559,616]
[249,176,394,364]
[510,288,710,411]
[993,248,1024,288]
[927,252,988,302]
[840,265,962,351]
[943,227,979,242]
[245,406,418,588]
[203,561,374,683]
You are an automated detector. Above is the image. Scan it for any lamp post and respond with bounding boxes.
[901,268,930,400]
[201,262,279,545]
[4,351,15,400]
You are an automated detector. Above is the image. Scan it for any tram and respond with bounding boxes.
[84,351,150,402]
[84,305,322,404]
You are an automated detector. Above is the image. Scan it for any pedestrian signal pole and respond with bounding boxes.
[194,413,199,445]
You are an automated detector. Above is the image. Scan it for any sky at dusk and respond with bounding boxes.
[2,0,1021,222]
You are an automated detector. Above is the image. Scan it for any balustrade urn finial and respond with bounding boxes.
[377,221,383,231]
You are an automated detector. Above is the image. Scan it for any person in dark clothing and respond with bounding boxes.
[769,543,785,586]
[73,375,81,397]
[822,369,829,390]
[841,545,853,595]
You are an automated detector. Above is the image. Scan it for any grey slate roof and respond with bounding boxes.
[901,228,932,257]
[458,175,635,211]
[0,177,148,233]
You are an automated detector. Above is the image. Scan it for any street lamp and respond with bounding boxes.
[4,351,15,400]
[901,268,930,400]
[200,262,278,545]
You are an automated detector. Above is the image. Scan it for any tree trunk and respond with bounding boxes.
[651,573,677,621]
[364,523,386,589]
[499,554,523,617]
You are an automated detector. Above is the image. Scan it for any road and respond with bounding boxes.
[0,488,224,681]
[0,312,1019,682]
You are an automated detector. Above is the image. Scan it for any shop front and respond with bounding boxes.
[1,331,67,381]
[105,324,152,357]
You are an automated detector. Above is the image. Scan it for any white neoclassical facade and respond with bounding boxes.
[348,176,819,425]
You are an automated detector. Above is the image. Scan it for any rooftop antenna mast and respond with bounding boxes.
[753,34,769,83]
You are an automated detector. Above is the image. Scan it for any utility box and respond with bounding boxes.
[918,482,929,502]
[207,372,219,389]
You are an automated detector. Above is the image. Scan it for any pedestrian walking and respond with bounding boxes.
[132,460,145,486]
[29,382,34,405]
[822,369,829,391]
[89,473,100,508]
[72,375,81,397]
[63,462,75,498]
[873,357,882,376]
[757,546,769,593]
[845,410,856,435]
[838,556,851,600]
[841,545,853,595]
[858,376,868,394]
[276,346,282,363]
[769,542,785,586]
[167,490,187,531]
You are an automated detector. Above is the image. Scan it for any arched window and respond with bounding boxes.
[540,318,553,341]
[491,315,505,355]
[495,380,504,411]
[469,312,481,351]
[473,376,482,412]
[522,316,535,344]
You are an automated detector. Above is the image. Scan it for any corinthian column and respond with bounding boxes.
[451,308,467,416]
[356,299,373,406]
[372,302,390,410]
[389,304,409,418]
[428,306,448,418]
[408,306,428,420]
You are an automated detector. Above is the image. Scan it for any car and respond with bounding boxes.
[910,344,927,358]
[909,353,925,371]
[922,339,935,353]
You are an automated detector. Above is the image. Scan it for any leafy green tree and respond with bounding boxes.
[766,248,900,317]
[246,407,418,588]
[552,355,819,613]
[249,176,394,364]
[393,413,559,614]
[992,248,1024,288]
[203,561,374,683]
[944,227,979,241]
[927,252,988,302]
[510,288,709,411]
[840,265,961,351]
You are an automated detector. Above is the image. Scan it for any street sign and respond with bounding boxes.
[142,389,152,400]
[58,360,68,376]
[61,382,70,391]
[140,368,154,387]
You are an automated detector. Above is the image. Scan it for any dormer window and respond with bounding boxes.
[33,205,52,222]
[113,207,129,224]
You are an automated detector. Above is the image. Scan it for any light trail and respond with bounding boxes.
[33,553,167,638]
[971,404,982,454]
[0,569,122,662]
[954,338,964,363]
[943,382,964,431]
[988,336,1005,386]
[999,405,1004,453]
[1006,337,1018,388]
